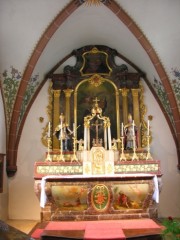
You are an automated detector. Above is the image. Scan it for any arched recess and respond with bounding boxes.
[74,77,120,144]
[6,0,180,176]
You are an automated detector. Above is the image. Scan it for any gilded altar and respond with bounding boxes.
[34,45,162,222]
[42,45,151,154]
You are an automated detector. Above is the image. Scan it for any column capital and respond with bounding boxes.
[53,89,61,98]
[131,88,140,97]
[120,88,129,97]
[63,89,74,98]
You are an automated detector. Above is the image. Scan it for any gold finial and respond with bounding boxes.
[91,97,102,115]
[148,115,153,121]
[84,0,102,6]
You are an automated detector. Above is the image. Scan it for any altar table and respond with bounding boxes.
[34,173,159,221]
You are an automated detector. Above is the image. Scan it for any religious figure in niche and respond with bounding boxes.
[54,113,73,151]
[124,113,138,150]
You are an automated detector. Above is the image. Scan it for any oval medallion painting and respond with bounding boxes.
[91,184,110,212]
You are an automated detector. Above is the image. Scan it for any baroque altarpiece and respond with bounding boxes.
[34,46,161,222]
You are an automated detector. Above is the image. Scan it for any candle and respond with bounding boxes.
[132,120,135,136]
[108,126,112,150]
[147,120,149,135]
[121,122,124,136]
[84,127,87,150]
[73,123,75,137]
[48,122,50,137]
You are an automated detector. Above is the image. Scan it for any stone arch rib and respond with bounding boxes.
[6,0,180,176]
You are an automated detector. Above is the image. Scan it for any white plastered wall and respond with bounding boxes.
[0,91,8,220]
[8,82,49,220]
[142,81,180,218]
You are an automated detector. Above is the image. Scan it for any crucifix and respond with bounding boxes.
[93,97,100,106]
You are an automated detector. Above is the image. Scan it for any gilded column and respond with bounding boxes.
[131,88,141,147]
[115,89,120,148]
[52,90,61,150]
[120,88,129,124]
[131,89,140,126]
[63,89,74,126]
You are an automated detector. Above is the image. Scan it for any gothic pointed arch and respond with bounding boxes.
[6,0,180,176]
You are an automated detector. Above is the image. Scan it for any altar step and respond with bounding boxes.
[31,219,163,240]
[40,229,162,240]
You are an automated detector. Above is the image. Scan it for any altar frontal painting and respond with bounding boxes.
[112,182,150,210]
[51,185,88,211]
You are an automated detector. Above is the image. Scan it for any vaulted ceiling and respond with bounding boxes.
[0,0,179,175]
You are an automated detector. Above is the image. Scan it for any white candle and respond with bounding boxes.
[48,122,50,137]
[132,120,135,136]
[108,126,112,150]
[147,120,149,135]
[84,127,87,150]
[73,123,75,137]
[121,122,124,136]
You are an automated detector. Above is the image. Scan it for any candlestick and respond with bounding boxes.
[120,136,126,161]
[60,121,63,139]
[71,137,79,163]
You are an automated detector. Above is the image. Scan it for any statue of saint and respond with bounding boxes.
[54,113,73,151]
[124,114,138,150]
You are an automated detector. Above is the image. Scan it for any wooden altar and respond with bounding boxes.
[34,45,162,222]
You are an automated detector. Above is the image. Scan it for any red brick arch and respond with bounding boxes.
[6,0,180,176]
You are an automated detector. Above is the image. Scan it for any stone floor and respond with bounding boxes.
[5,219,39,234]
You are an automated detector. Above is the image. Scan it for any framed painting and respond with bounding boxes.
[76,79,118,144]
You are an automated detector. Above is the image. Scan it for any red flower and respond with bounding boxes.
[168,216,173,221]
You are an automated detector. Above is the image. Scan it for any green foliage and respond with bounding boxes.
[162,217,180,240]
[171,68,180,110]
[19,73,39,124]
[153,77,174,126]
[1,66,39,130]
[2,66,21,128]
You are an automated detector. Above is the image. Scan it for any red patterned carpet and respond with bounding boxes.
[31,219,163,240]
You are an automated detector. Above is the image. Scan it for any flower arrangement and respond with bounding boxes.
[162,217,180,240]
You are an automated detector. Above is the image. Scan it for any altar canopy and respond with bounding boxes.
[34,45,161,222]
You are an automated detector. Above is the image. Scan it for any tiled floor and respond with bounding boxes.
[5,219,39,234]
